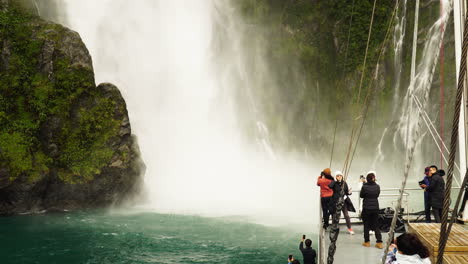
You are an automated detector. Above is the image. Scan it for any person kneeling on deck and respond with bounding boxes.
[385,233,431,264]
[317,168,334,229]
[299,236,316,264]
[360,171,383,249]
[328,171,354,234]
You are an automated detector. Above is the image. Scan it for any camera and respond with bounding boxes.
[360,175,364,179]
[303,234,306,239]
[418,180,425,185]
[289,254,293,260]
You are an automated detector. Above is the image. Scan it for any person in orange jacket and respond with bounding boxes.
[317,168,334,229]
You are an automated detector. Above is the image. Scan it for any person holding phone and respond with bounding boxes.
[317,168,334,229]
[299,235,316,264]
[360,171,383,249]
[419,167,431,223]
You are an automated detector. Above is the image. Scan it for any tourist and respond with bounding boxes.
[425,165,445,223]
[419,167,431,223]
[288,259,301,264]
[360,171,383,249]
[299,237,317,264]
[328,171,354,234]
[317,168,334,229]
[385,233,431,264]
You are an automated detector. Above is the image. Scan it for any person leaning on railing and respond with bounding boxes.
[360,171,383,249]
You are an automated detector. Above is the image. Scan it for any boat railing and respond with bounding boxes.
[348,186,462,223]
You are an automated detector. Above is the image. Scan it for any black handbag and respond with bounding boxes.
[345,196,356,212]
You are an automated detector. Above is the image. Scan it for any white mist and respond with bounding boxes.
[59,0,320,225]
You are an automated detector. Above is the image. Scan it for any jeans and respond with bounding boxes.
[321,197,332,227]
[362,209,382,243]
[424,195,431,223]
[342,206,352,229]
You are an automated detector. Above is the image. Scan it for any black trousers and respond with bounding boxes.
[432,207,442,223]
[362,209,382,243]
[424,195,431,223]
[321,197,332,227]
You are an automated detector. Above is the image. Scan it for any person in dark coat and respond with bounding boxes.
[424,165,446,223]
[360,171,383,249]
[419,167,431,223]
[299,237,316,264]
[328,171,354,234]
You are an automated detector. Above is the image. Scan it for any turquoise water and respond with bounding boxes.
[0,210,315,264]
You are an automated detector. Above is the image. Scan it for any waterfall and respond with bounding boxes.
[373,0,408,168]
[395,0,452,171]
[55,0,318,224]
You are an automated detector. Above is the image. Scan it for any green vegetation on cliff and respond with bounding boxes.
[233,0,395,153]
[0,2,121,183]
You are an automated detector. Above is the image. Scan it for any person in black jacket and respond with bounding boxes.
[424,165,446,223]
[360,171,383,249]
[299,237,316,264]
[328,171,354,234]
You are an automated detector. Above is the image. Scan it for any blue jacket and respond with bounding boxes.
[422,176,430,198]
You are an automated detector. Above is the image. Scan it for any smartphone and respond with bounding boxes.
[289,255,293,260]
[302,234,306,239]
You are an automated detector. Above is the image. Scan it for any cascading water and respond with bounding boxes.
[373,0,408,168]
[373,0,453,180]
[395,0,452,173]
[54,0,318,224]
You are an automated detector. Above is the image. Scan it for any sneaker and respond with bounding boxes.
[375,242,384,249]
[369,230,375,235]
[348,228,354,235]
[362,241,370,247]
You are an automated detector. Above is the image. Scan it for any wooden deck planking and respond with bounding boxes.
[444,254,468,264]
[408,223,468,263]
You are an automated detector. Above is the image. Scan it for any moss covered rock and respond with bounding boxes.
[0,1,144,214]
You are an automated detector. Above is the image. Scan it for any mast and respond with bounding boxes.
[454,0,467,188]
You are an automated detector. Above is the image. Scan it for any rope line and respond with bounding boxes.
[327,1,401,263]
[381,2,453,263]
[437,6,468,263]
[412,94,462,185]
[329,119,338,168]
[343,0,400,178]
[341,0,378,176]
[329,0,381,263]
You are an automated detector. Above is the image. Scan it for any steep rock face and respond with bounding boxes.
[0,2,144,214]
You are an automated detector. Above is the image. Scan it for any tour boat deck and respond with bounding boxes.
[322,223,468,264]
[322,224,390,264]
[408,223,468,264]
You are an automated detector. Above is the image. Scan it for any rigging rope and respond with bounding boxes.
[327,1,400,263]
[412,94,462,185]
[329,0,357,170]
[343,0,400,178]
[437,5,468,263]
[329,120,338,168]
[328,0,380,262]
[381,2,453,263]
[341,0,378,176]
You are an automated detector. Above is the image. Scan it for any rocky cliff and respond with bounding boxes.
[0,1,144,214]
